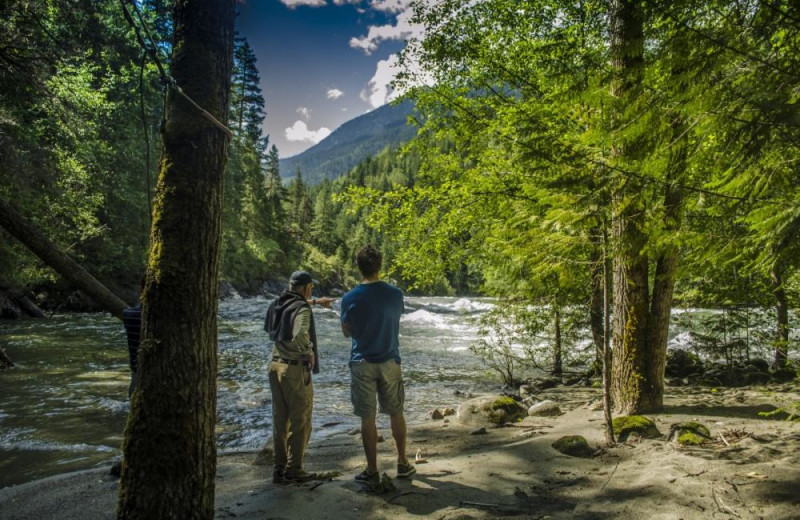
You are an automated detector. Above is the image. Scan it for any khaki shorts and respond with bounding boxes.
[349,359,404,418]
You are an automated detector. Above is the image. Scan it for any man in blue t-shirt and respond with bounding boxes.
[340,244,415,488]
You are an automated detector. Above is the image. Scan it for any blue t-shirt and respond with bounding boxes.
[340,281,404,363]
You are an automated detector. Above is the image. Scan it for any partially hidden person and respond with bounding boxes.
[340,245,415,489]
[265,270,334,484]
[122,278,144,398]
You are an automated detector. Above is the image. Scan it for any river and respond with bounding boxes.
[0,295,499,488]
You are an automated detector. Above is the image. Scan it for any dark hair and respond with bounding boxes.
[356,244,382,277]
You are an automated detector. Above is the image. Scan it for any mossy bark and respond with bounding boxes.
[116,1,235,519]
[609,0,686,415]
[609,0,650,416]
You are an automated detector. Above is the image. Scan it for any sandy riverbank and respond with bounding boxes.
[2,384,799,520]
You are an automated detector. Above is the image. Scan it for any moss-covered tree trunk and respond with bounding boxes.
[609,0,651,415]
[116,1,234,519]
[610,2,688,414]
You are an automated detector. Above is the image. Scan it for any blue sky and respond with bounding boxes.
[236,0,419,158]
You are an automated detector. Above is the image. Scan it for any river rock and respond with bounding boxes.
[430,407,456,420]
[519,384,536,398]
[612,415,662,442]
[747,358,770,372]
[668,421,711,446]
[530,377,561,391]
[744,371,770,385]
[771,367,797,383]
[456,396,528,427]
[252,443,274,466]
[528,400,562,417]
[552,436,595,458]
[665,349,704,378]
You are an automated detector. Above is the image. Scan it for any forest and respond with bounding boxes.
[1,1,799,518]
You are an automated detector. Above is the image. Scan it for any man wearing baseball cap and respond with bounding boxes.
[265,270,333,484]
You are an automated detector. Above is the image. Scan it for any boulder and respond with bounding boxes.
[771,367,797,383]
[527,400,562,417]
[430,408,445,420]
[519,384,536,398]
[665,349,704,378]
[747,358,770,372]
[456,396,528,427]
[668,421,711,446]
[744,371,770,385]
[612,415,662,442]
[442,407,456,417]
[552,436,595,458]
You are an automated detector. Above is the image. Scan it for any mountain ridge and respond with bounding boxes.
[279,100,416,185]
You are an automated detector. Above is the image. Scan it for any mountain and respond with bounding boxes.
[279,100,417,185]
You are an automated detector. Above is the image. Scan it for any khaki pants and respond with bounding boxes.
[269,361,313,471]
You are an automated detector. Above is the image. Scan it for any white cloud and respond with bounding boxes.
[333,0,362,4]
[349,5,421,55]
[285,120,332,143]
[361,45,434,109]
[327,88,344,100]
[279,0,326,8]
[361,54,402,108]
[296,106,312,120]
[370,0,413,13]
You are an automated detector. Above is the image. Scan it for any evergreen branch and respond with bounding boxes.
[658,4,800,81]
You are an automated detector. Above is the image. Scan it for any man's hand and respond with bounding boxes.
[341,321,352,338]
[313,296,336,308]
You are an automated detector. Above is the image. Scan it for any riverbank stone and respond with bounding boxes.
[771,367,797,383]
[612,416,662,442]
[456,396,528,427]
[668,421,712,446]
[552,436,595,458]
[665,349,704,378]
[527,400,562,417]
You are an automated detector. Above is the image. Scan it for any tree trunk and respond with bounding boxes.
[0,195,128,318]
[602,224,614,444]
[771,263,789,369]
[116,1,234,519]
[645,190,681,409]
[609,0,650,415]
[589,242,605,372]
[552,305,562,376]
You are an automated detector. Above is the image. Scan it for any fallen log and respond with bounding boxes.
[0,195,127,319]
[15,294,45,318]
